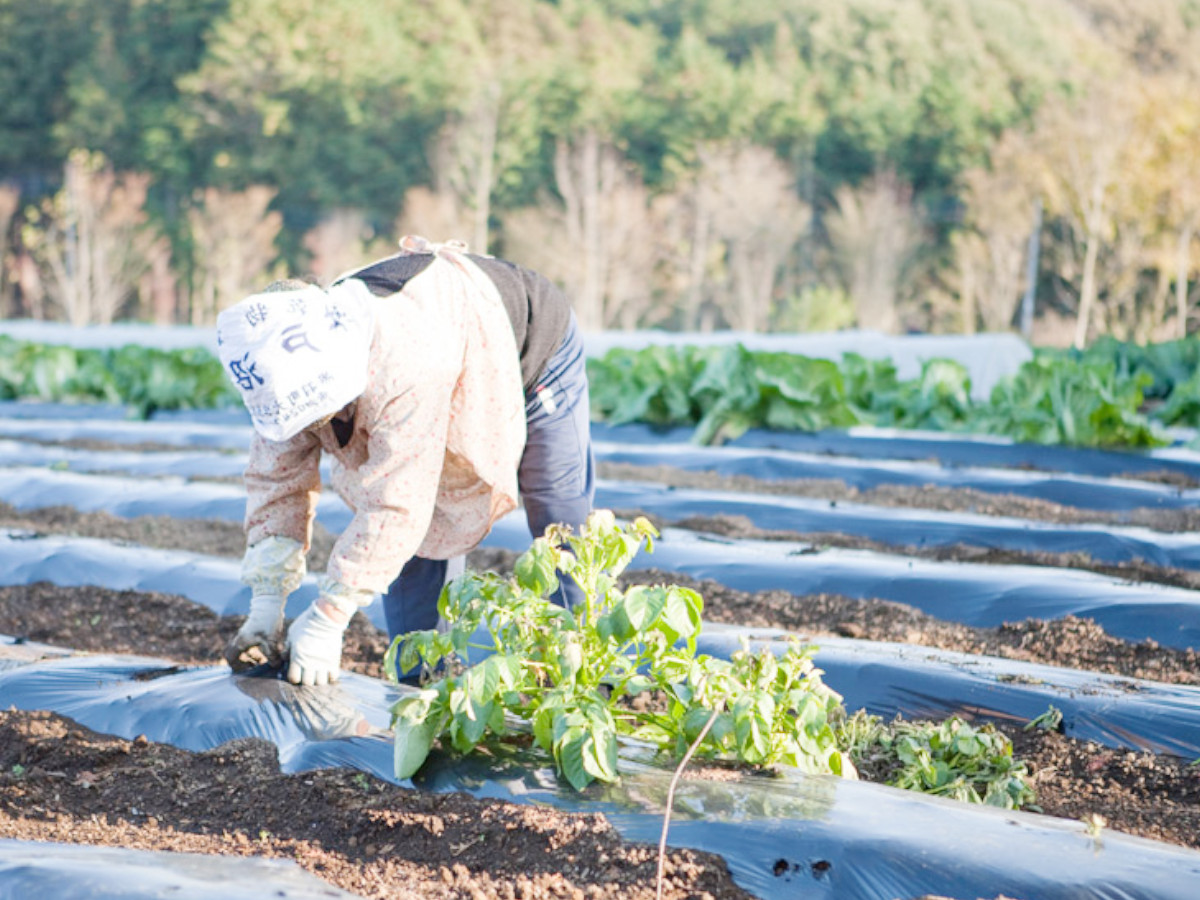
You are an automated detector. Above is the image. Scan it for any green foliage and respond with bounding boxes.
[1156,370,1200,428]
[839,711,1036,809]
[387,513,1037,807]
[589,346,971,442]
[588,345,862,444]
[1043,337,1200,429]
[0,336,237,416]
[771,285,857,335]
[846,354,974,431]
[1024,705,1063,733]
[105,344,240,417]
[977,356,1169,448]
[2,332,1187,448]
[1044,336,1200,402]
[385,511,855,791]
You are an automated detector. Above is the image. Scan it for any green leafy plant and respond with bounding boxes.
[976,356,1169,448]
[1154,369,1200,428]
[1024,705,1063,733]
[838,711,1035,809]
[385,511,854,791]
[0,336,239,416]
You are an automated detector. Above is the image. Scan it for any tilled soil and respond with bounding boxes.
[0,708,746,900]
[4,459,1200,896]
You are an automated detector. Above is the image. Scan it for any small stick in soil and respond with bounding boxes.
[656,707,720,900]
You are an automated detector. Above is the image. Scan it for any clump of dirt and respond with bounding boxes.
[1009,727,1200,849]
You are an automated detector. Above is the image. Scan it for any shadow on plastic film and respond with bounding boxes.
[3,652,1200,900]
[0,838,358,900]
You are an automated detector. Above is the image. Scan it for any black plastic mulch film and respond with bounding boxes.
[1,403,1200,898]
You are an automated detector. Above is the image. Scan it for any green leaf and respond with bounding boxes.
[391,693,440,780]
[554,725,595,791]
[621,585,668,631]
[514,540,560,596]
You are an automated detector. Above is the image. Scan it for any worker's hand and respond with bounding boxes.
[285,596,356,686]
[224,592,287,671]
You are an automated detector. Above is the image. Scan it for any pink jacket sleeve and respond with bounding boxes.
[244,430,323,552]
[323,382,456,594]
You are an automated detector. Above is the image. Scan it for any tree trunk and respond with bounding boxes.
[1176,223,1194,340]
[1073,229,1101,349]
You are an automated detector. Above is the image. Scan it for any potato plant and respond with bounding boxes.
[385,511,854,790]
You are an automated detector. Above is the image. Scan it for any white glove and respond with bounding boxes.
[226,536,307,673]
[285,594,359,686]
[225,592,286,671]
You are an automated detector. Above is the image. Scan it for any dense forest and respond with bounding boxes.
[1,0,1198,345]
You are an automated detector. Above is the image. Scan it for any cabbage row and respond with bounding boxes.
[3,333,1198,447]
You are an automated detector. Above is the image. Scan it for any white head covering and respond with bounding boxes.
[216,280,376,442]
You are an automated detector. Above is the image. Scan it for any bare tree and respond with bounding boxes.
[1034,84,1139,348]
[437,84,502,255]
[954,132,1042,333]
[21,151,160,325]
[503,140,668,331]
[1140,75,1200,339]
[824,169,922,334]
[187,185,282,324]
[395,186,474,253]
[706,144,809,332]
[138,237,179,325]
[432,0,555,255]
[551,130,606,331]
[0,181,19,318]
[302,208,391,286]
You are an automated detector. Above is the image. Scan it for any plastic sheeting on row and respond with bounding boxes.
[7,450,1199,573]
[0,399,251,427]
[7,399,1200,485]
[592,422,1200,482]
[0,414,248,451]
[5,533,1199,760]
[0,466,344,529]
[0,530,326,622]
[0,438,250,480]
[595,439,1200,513]
[11,410,1196,515]
[485,518,1200,652]
[4,451,1200,654]
[5,447,1200,654]
[0,839,357,900]
[3,650,1199,900]
[593,479,1200,572]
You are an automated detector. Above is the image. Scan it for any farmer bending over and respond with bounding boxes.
[216,235,594,686]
